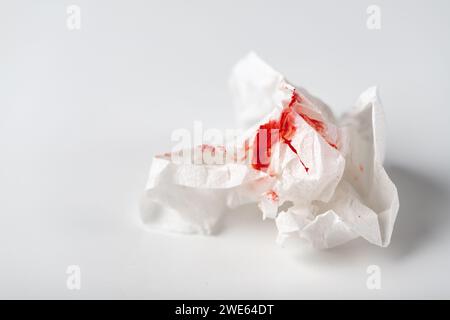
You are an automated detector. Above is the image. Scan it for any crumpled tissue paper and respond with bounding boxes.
[140,52,399,249]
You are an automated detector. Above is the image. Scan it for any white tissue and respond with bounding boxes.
[140,52,399,249]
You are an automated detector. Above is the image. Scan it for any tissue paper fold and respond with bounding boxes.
[140,52,399,249]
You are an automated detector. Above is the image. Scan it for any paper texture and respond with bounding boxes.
[140,52,399,249]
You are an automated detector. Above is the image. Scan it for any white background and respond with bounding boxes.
[1,0,450,299]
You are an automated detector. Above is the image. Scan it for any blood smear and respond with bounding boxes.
[251,90,337,173]
[266,190,279,201]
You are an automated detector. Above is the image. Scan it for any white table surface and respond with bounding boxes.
[1,0,450,299]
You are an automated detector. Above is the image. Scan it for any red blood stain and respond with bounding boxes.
[201,144,215,153]
[252,89,340,173]
[266,190,279,201]
[288,90,301,107]
[199,144,216,162]
[300,114,338,149]
[290,90,338,150]
[251,120,279,171]
[280,106,309,173]
[199,144,230,165]
[359,164,364,172]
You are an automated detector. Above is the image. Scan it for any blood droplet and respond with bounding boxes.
[266,190,279,201]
